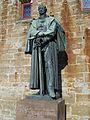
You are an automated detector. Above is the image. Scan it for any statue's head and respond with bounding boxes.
[38,3,47,15]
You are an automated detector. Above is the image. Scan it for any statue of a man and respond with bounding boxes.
[25,4,68,99]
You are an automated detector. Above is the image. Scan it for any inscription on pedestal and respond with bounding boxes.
[16,98,65,120]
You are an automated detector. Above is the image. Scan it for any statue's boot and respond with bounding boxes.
[48,87,56,98]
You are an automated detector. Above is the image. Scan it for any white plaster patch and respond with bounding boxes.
[8,0,17,5]
[74,81,88,88]
[72,49,81,54]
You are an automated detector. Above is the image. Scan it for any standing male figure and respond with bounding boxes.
[25,4,68,99]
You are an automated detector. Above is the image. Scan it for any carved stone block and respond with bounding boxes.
[16,98,65,120]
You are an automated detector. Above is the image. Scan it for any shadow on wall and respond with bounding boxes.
[61,0,78,76]
[84,28,90,79]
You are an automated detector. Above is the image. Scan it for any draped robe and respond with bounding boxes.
[25,16,68,91]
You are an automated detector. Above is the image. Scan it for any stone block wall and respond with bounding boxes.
[0,0,90,120]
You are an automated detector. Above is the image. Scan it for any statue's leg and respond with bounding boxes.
[44,51,55,98]
[47,61,56,98]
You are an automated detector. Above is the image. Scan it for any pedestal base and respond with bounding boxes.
[16,97,65,120]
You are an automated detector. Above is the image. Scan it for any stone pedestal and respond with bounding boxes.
[16,97,65,120]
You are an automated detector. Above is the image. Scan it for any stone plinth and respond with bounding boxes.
[16,97,65,120]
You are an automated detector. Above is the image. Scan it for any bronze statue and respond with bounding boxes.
[25,4,68,99]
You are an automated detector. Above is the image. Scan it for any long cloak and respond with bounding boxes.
[25,16,68,89]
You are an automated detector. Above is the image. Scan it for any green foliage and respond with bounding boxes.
[19,0,23,2]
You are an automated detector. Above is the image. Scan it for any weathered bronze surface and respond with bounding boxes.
[25,4,68,99]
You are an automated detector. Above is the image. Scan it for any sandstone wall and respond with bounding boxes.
[0,0,90,120]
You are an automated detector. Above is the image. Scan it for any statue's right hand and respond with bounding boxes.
[34,38,42,46]
[34,38,41,43]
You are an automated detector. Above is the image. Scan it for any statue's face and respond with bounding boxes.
[38,5,47,15]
